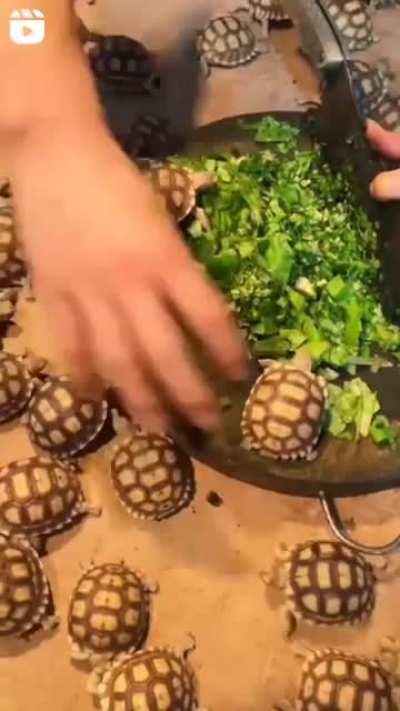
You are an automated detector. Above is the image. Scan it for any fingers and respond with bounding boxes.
[163,260,248,380]
[45,295,100,398]
[80,297,168,432]
[365,121,400,202]
[124,287,220,431]
[366,119,400,160]
[370,168,400,201]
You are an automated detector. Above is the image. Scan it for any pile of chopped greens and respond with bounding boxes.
[174,117,400,370]
[327,379,398,448]
[172,117,400,447]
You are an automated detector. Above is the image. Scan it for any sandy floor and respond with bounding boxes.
[2,2,400,710]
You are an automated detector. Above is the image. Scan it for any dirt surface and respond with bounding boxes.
[2,2,400,710]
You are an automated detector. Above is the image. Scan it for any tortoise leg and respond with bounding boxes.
[80,501,102,518]
[372,555,400,581]
[199,55,211,79]
[42,614,60,632]
[252,19,270,53]
[194,207,211,231]
[379,636,400,675]
[282,608,297,639]
[273,701,296,711]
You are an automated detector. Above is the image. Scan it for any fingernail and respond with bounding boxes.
[366,118,377,130]
[369,179,377,198]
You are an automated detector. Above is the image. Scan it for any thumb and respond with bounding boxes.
[370,168,400,202]
[366,119,400,160]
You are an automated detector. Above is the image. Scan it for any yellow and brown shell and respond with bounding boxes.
[296,648,392,710]
[0,352,35,423]
[323,0,375,52]
[110,433,195,521]
[0,206,25,286]
[146,165,214,223]
[90,646,198,711]
[241,363,327,461]
[146,166,196,222]
[284,540,376,626]
[68,562,150,663]
[25,376,108,458]
[196,14,259,69]
[250,0,291,23]
[0,530,52,637]
[0,456,88,541]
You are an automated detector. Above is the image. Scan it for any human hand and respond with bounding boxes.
[11,119,247,433]
[366,119,400,200]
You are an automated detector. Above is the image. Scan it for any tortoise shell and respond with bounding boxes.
[284,540,376,626]
[124,116,176,160]
[196,15,258,69]
[146,166,197,222]
[68,563,150,662]
[91,647,198,711]
[249,0,291,23]
[296,648,393,710]
[25,376,108,458]
[110,433,195,521]
[0,206,25,286]
[84,34,159,94]
[241,363,327,461]
[0,530,51,637]
[322,0,375,51]
[0,352,35,423]
[0,456,86,538]
[349,60,391,115]
[371,95,400,133]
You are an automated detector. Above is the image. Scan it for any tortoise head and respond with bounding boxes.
[190,171,217,193]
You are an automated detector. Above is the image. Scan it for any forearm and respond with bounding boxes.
[0,0,104,139]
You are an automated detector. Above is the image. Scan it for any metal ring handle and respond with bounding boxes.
[319,491,400,556]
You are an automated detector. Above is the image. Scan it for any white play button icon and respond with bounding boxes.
[9,9,46,45]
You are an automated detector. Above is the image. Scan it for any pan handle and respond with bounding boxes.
[319,491,400,556]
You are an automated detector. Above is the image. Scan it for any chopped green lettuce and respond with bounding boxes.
[328,379,398,447]
[172,117,400,371]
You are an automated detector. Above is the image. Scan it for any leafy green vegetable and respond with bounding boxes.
[328,379,398,447]
[172,117,400,373]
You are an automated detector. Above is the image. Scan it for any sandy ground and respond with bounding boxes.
[1,2,400,710]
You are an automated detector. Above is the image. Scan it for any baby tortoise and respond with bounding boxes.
[123,116,180,161]
[196,9,269,78]
[241,349,327,461]
[0,351,45,424]
[0,530,58,637]
[263,539,377,637]
[321,0,376,51]
[89,646,199,711]
[83,33,160,94]
[349,59,393,115]
[0,456,99,550]
[274,645,400,710]
[110,431,195,521]
[0,205,25,287]
[68,562,155,664]
[370,94,400,133]
[24,375,108,458]
[248,0,292,32]
[145,164,215,224]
